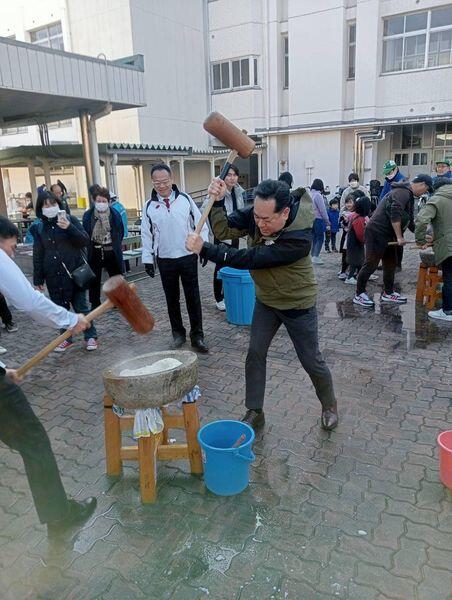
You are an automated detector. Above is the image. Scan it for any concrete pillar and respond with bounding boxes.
[104,156,112,191]
[0,169,7,217]
[257,151,262,183]
[28,163,37,205]
[210,158,216,179]
[41,160,52,189]
[109,154,119,196]
[179,158,186,191]
[79,109,94,194]
[88,118,102,185]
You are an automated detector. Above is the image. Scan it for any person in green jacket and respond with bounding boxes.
[415,179,452,321]
[185,178,337,431]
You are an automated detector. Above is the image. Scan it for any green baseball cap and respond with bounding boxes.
[436,158,451,167]
[383,160,397,175]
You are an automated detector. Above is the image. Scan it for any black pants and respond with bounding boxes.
[89,246,122,309]
[213,239,239,302]
[441,256,452,312]
[245,300,336,411]
[356,230,397,295]
[157,254,204,340]
[0,293,13,326]
[325,232,337,251]
[0,375,68,524]
[397,245,404,268]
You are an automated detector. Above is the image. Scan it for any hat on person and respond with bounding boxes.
[412,174,434,193]
[436,158,451,167]
[383,160,397,175]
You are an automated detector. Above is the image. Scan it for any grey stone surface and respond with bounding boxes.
[0,246,451,599]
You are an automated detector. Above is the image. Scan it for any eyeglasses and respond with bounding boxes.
[152,179,171,187]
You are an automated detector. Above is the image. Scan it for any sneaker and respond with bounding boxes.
[47,497,97,539]
[381,292,407,304]
[325,248,331,254]
[241,409,265,430]
[86,338,98,351]
[428,309,452,322]
[337,272,347,280]
[353,293,375,307]
[0,346,7,355]
[312,256,324,265]
[4,322,18,333]
[332,248,338,253]
[369,274,379,281]
[216,300,226,311]
[53,340,73,353]
[345,277,357,285]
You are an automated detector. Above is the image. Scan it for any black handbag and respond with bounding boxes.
[61,257,95,288]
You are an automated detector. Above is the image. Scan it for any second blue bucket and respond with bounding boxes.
[217,267,256,325]
[198,420,255,496]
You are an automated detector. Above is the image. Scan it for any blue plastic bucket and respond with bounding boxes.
[197,420,255,496]
[217,267,256,325]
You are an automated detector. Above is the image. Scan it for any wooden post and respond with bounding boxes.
[182,402,203,474]
[416,263,427,302]
[138,432,162,503]
[103,394,122,476]
[161,406,169,445]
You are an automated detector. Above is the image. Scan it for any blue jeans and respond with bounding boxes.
[60,287,97,342]
[311,218,325,258]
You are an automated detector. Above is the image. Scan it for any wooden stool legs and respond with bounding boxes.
[416,263,443,308]
[103,396,203,503]
[416,263,427,302]
[104,395,122,476]
[183,402,203,474]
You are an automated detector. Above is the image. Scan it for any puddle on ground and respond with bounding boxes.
[323,298,449,351]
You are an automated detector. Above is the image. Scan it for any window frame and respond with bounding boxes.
[29,21,64,50]
[211,56,259,93]
[347,22,356,80]
[382,8,452,74]
[283,35,289,89]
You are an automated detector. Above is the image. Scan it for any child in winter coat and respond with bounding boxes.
[325,199,340,252]
[345,194,372,284]
[337,194,356,280]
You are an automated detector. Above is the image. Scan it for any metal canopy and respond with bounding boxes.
[0,37,145,127]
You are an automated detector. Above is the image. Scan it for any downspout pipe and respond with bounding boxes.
[353,128,385,181]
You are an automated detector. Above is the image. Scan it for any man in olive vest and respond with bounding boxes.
[186,178,337,431]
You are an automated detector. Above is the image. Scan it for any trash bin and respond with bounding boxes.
[438,430,452,489]
[217,267,255,325]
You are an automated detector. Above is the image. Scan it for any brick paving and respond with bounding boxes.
[1,247,451,599]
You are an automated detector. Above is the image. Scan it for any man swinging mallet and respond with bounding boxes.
[186,178,338,431]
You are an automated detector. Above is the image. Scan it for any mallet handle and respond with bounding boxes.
[17,298,114,378]
[194,149,239,235]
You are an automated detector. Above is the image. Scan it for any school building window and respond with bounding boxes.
[211,57,258,92]
[283,36,289,88]
[348,23,356,79]
[30,22,64,50]
[382,7,452,73]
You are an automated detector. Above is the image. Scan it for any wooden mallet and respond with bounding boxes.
[17,275,154,378]
[195,111,256,234]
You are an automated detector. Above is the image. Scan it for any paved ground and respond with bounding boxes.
[1,246,451,600]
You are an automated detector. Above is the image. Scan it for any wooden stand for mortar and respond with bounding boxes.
[103,395,203,502]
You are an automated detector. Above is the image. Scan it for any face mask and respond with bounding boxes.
[95,202,108,212]
[42,206,59,219]
[350,181,359,189]
[386,170,397,180]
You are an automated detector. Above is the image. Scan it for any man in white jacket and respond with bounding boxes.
[0,216,96,537]
[141,164,209,352]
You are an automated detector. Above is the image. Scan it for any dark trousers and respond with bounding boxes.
[89,246,122,309]
[213,239,239,302]
[356,231,397,295]
[245,300,336,411]
[0,293,13,326]
[397,245,404,268]
[0,375,68,524]
[325,231,337,251]
[157,254,204,340]
[311,218,325,257]
[441,256,452,312]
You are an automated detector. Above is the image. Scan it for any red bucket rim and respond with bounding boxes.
[437,430,452,452]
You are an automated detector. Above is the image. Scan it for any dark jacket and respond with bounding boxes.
[82,206,125,272]
[379,169,406,201]
[201,191,317,310]
[31,216,89,305]
[367,181,415,241]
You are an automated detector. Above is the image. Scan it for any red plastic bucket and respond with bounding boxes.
[437,430,452,489]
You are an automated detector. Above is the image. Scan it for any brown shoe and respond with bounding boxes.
[241,409,265,430]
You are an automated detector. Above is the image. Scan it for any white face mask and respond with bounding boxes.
[350,181,359,189]
[95,202,108,212]
[42,206,60,219]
